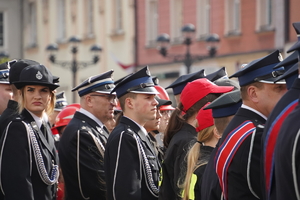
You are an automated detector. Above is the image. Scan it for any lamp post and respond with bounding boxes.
[46,36,102,103]
[156,24,220,74]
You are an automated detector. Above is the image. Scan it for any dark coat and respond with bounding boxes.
[193,145,214,200]
[104,116,160,200]
[273,96,300,200]
[215,108,266,200]
[261,78,300,200]
[0,100,18,138]
[0,109,58,200]
[159,123,197,200]
[200,146,223,200]
[58,111,108,200]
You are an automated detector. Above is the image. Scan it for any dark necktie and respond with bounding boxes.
[40,122,48,140]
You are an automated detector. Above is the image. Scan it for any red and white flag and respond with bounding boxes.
[110,53,136,73]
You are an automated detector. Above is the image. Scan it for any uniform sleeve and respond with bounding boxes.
[0,121,34,200]
[105,131,142,200]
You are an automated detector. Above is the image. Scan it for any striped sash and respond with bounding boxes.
[264,100,298,199]
[215,120,256,200]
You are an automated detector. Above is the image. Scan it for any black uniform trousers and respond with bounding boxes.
[0,109,58,200]
[216,108,266,200]
[261,78,300,200]
[104,116,160,200]
[159,123,197,200]
[273,93,300,200]
[59,111,108,200]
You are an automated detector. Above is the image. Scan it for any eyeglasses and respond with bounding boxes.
[159,110,173,116]
[90,94,117,102]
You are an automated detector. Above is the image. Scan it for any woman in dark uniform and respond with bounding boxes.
[182,103,220,200]
[0,64,59,200]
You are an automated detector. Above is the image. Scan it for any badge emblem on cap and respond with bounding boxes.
[36,71,43,80]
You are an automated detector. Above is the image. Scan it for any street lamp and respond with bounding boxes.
[46,36,102,103]
[156,23,220,74]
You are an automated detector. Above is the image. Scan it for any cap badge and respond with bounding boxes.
[36,71,43,80]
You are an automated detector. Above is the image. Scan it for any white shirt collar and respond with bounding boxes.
[26,109,44,129]
[123,116,148,136]
[78,108,104,128]
[241,104,267,121]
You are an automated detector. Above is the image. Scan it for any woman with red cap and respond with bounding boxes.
[159,78,233,200]
[0,64,59,200]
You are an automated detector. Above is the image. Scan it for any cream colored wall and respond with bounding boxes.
[23,0,135,103]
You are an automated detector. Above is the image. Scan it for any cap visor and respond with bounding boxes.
[210,85,234,94]
[129,86,159,95]
[258,78,286,84]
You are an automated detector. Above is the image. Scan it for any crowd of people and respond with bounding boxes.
[0,22,299,200]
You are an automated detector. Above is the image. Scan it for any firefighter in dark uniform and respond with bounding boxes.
[59,70,116,200]
[273,22,300,200]
[0,64,60,200]
[165,69,205,105]
[214,50,287,200]
[0,59,50,138]
[104,66,160,200]
[200,90,242,200]
[261,24,300,200]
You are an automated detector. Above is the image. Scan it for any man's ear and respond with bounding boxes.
[125,97,134,110]
[247,85,259,103]
[85,95,93,107]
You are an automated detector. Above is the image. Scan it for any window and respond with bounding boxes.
[197,0,210,39]
[170,0,183,43]
[146,0,158,46]
[256,0,274,31]
[112,0,123,34]
[28,2,37,47]
[0,12,3,47]
[57,0,66,42]
[225,0,241,36]
[86,0,94,37]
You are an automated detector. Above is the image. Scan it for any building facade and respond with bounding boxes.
[22,0,135,103]
[135,0,300,91]
[0,0,23,63]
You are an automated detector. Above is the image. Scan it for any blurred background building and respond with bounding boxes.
[0,0,299,102]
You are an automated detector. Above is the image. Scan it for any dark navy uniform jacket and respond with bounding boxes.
[104,116,160,200]
[261,78,300,200]
[59,111,108,200]
[273,95,300,200]
[159,123,197,200]
[215,107,265,200]
[0,100,18,138]
[0,109,58,200]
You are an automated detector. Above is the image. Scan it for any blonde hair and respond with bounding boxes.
[181,125,215,200]
[18,86,56,116]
